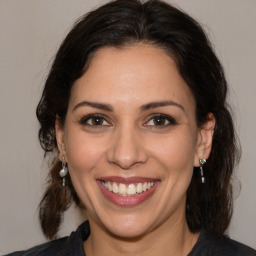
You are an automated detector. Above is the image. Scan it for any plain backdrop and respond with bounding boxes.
[0,0,255,254]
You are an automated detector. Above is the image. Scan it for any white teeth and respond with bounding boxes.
[136,183,143,193]
[107,182,112,191]
[102,181,154,196]
[119,183,126,195]
[112,182,118,193]
[127,184,136,196]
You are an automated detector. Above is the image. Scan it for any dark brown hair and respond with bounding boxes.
[37,0,240,239]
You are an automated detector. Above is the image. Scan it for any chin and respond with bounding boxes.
[95,210,156,239]
[105,220,152,239]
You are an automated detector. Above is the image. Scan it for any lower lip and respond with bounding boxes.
[97,180,160,207]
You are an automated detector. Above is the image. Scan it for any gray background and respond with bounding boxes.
[0,0,255,254]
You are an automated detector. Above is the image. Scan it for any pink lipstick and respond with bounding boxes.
[97,176,160,207]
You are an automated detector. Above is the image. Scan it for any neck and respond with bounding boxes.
[84,213,199,256]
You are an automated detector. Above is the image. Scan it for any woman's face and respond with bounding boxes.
[56,44,213,238]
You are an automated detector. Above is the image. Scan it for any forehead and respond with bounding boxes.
[70,44,195,110]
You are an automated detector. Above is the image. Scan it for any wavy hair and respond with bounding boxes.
[36,0,240,239]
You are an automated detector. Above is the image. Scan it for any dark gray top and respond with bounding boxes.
[5,221,256,256]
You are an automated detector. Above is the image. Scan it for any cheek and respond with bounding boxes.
[64,128,105,177]
[63,129,108,209]
[141,130,198,218]
[148,130,197,178]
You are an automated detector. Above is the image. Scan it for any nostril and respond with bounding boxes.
[107,146,148,169]
[110,157,141,170]
[106,129,148,168]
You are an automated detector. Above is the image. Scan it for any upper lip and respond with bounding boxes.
[97,176,160,184]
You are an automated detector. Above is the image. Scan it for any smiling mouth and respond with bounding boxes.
[97,176,160,206]
[100,181,155,196]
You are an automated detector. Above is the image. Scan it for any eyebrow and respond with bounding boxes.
[140,100,184,112]
[72,101,113,112]
[72,100,184,113]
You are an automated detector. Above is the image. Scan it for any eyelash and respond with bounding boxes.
[79,114,111,127]
[144,114,177,128]
[79,114,177,129]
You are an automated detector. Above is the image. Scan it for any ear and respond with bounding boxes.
[55,116,66,162]
[194,113,215,167]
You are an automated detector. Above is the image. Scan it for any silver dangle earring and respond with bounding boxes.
[199,159,206,184]
[59,157,68,187]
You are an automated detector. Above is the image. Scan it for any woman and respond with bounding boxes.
[5,0,256,255]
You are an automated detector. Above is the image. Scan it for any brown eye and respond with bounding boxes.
[80,115,110,126]
[145,114,177,127]
[91,116,104,125]
[152,116,167,126]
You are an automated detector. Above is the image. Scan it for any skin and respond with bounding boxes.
[56,44,215,256]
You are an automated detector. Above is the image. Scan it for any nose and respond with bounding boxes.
[106,125,148,169]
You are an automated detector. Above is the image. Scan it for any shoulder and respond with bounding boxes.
[3,221,90,256]
[3,237,68,256]
[216,237,256,256]
[189,230,256,256]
